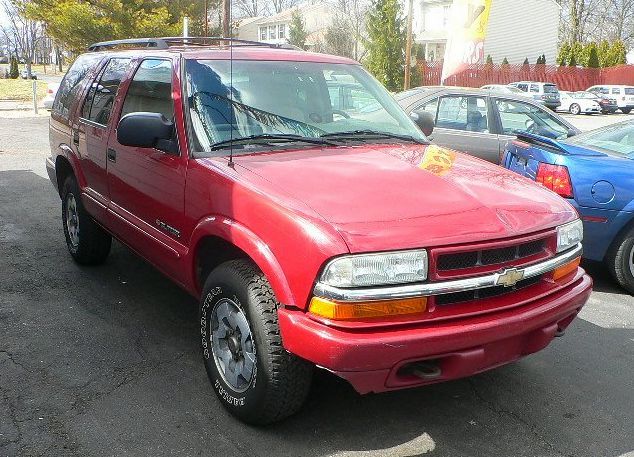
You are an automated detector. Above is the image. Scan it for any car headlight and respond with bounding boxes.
[320,250,428,288]
[557,219,583,253]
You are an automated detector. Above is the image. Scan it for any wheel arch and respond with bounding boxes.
[190,217,296,307]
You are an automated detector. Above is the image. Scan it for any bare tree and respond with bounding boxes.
[331,0,369,61]
[557,0,634,47]
[1,0,45,78]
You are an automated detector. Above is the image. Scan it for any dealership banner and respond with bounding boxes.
[440,0,492,84]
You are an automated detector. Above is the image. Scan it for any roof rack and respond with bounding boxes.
[88,37,300,52]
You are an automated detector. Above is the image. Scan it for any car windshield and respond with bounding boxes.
[573,91,597,99]
[185,59,426,155]
[565,121,634,157]
[544,84,558,93]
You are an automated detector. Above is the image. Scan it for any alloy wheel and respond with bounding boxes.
[65,193,80,249]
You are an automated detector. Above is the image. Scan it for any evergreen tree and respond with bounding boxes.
[557,43,570,66]
[597,40,610,67]
[607,40,627,66]
[486,54,493,64]
[365,0,405,91]
[9,56,19,79]
[501,57,509,65]
[288,11,309,50]
[523,57,530,65]
[587,44,600,68]
[541,54,546,64]
[568,53,577,67]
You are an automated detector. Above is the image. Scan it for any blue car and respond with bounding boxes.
[502,120,634,293]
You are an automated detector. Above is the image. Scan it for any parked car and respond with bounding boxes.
[590,92,619,114]
[481,84,545,104]
[503,120,634,293]
[20,69,37,80]
[508,81,561,110]
[47,37,591,424]
[396,86,578,163]
[587,85,634,114]
[42,82,58,109]
[557,91,601,115]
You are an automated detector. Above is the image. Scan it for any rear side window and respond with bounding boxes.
[612,88,620,94]
[625,88,634,95]
[517,84,528,91]
[53,54,102,118]
[81,58,130,125]
[120,59,174,120]
[529,84,540,93]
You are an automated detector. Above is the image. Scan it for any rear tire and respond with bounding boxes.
[570,103,581,115]
[200,259,312,424]
[61,175,111,265]
[606,227,634,294]
[621,108,632,114]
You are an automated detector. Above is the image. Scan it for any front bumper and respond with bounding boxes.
[279,271,591,394]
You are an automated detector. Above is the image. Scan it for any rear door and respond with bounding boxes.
[76,58,131,220]
[106,57,188,284]
[421,94,500,162]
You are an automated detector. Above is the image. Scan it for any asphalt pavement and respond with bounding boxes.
[0,114,633,457]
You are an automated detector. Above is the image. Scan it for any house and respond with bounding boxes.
[413,0,560,64]
[236,2,336,50]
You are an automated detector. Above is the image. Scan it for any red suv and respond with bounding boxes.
[46,37,592,424]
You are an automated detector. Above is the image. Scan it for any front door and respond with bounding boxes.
[106,58,188,285]
[75,58,130,220]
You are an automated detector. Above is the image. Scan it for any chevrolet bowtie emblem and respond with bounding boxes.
[496,268,525,287]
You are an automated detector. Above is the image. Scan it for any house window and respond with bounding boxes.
[259,27,267,41]
[278,24,285,39]
[269,25,277,40]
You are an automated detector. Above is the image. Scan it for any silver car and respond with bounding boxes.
[396,86,579,164]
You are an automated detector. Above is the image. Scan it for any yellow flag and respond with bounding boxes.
[441,0,493,84]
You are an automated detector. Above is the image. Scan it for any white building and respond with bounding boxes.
[413,0,560,64]
[236,2,336,50]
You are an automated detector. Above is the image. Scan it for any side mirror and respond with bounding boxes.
[410,110,435,137]
[567,129,577,138]
[117,112,177,154]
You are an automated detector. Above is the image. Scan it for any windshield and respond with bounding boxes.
[185,59,426,155]
[565,121,634,157]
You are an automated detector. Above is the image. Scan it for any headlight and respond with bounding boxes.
[320,250,428,288]
[557,219,583,253]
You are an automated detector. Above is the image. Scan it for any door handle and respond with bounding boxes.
[107,148,117,163]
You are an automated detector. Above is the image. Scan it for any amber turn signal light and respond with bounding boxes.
[552,257,581,281]
[309,296,427,321]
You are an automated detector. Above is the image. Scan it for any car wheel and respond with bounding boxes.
[570,103,581,115]
[606,227,634,294]
[200,259,312,424]
[61,176,111,265]
[601,110,608,115]
[621,108,632,114]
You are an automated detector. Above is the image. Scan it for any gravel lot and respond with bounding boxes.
[0,113,633,457]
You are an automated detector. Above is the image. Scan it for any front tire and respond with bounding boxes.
[621,108,632,114]
[570,103,581,115]
[606,227,634,294]
[61,176,111,265]
[200,260,312,424]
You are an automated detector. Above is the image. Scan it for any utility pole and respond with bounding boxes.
[204,0,209,36]
[404,0,414,89]
[222,0,230,38]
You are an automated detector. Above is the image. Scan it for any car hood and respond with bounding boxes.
[221,143,578,253]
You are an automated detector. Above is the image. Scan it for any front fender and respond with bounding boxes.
[188,216,296,307]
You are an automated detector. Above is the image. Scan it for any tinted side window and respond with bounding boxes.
[121,59,174,120]
[53,54,103,118]
[84,58,130,125]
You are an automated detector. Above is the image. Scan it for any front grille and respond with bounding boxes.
[437,239,546,271]
[435,275,543,306]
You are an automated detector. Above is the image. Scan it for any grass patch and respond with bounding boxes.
[0,79,48,101]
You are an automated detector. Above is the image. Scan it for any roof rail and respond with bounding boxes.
[88,37,301,52]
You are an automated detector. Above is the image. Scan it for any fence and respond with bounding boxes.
[417,61,634,91]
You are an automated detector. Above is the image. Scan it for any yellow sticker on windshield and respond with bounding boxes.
[419,145,457,176]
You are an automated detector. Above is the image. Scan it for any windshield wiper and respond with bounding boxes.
[321,130,428,144]
[208,133,337,151]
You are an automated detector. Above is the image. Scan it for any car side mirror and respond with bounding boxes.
[567,129,577,138]
[410,110,435,137]
[117,112,177,154]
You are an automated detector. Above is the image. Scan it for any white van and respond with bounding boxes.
[586,85,634,113]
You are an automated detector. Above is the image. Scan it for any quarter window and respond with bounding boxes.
[81,58,130,125]
[120,59,174,120]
